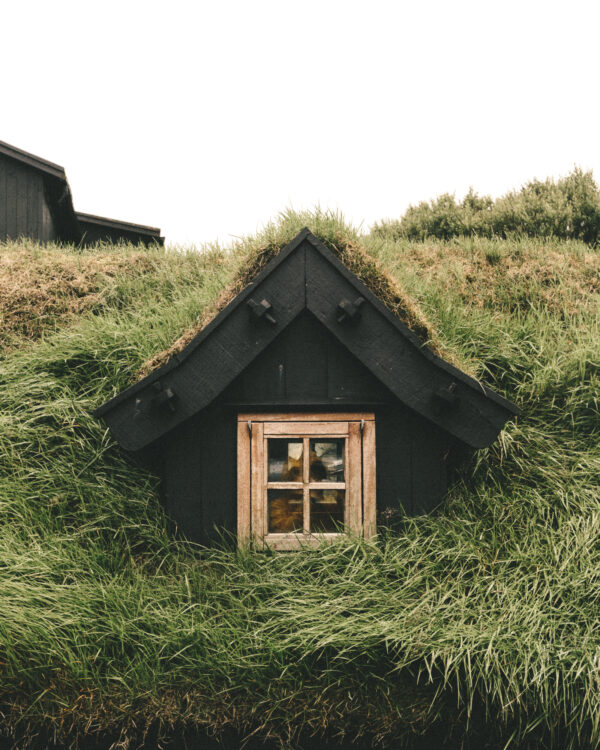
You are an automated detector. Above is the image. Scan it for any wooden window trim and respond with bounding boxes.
[237,413,376,549]
[238,412,375,422]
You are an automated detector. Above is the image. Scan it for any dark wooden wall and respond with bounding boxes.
[157,312,460,546]
[224,312,391,405]
[78,219,161,247]
[0,154,56,242]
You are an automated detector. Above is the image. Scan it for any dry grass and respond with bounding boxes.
[0,240,157,350]
[368,237,600,315]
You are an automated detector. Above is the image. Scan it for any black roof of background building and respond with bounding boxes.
[0,139,164,246]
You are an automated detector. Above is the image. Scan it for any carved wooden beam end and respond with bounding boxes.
[336,296,365,324]
[247,298,277,325]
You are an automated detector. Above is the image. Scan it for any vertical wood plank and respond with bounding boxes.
[6,168,17,239]
[41,191,55,241]
[411,424,447,514]
[0,156,7,240]
[236,333,287,403]
[303,437,310,483]
[28,172,39,239]
[284,312,328,398]
[237,419,251,545]
[303,437,310,533]
[347,422,362,534]
[163,415,207,543]
[263,433,269,534]
[251,422,265,546]
[374,405,412,516]
[362,420,377,539]
[16,168,28,237]
[303,486,310,534]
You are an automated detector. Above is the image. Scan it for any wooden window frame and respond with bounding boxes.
[237,413,376,549]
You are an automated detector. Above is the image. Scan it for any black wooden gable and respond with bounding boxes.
[95,229,519,451]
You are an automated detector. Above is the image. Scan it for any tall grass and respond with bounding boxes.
[0,213,599,748]
[373,168,600,244]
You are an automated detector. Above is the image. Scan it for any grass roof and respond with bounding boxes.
[0,211,598,748]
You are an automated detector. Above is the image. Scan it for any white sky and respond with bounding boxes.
[2,0,599,246]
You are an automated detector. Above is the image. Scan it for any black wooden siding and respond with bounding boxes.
[224,312,391,405]
[158,312,457,545]
[0,154,56,242]
[77,213,163,246]
[0,139,164,246]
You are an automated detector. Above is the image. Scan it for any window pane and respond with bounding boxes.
[310,489,345,532]
[268,439,303,482]
[268,489,303,533]
[310,439,345,482]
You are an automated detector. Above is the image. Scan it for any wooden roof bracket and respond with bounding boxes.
[151,381,177,413]
[336,296,365,324]
[247,298,277,325]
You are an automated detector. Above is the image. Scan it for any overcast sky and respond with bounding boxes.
[3,0,599,246]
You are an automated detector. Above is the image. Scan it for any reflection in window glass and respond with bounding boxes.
[268,439,303,482]
[310,439,345,482]
[310,489,345,532]
[268,489,303,533]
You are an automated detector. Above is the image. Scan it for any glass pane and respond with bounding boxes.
[310,489,345,532]
[268,489,303,533]
[310,439,345,482]
[268,439,303,482]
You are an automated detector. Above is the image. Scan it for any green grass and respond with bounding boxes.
[373,167,600,243]
[0,211,599,748]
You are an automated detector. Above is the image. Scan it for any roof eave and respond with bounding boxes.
[76,212,162,237]
[0,139,67,181]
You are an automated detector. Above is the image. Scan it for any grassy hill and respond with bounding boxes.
[0,212,598,749]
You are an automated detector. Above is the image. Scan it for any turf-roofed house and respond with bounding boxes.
[95,228,519,548]
[0,139,163,246]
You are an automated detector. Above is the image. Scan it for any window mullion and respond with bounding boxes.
[303,436,310,533]
[250,422,265,545]
[347,423,362,533]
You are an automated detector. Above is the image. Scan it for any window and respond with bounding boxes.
[237,413,375,549]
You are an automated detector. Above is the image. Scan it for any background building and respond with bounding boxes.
[0,140,163,246]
